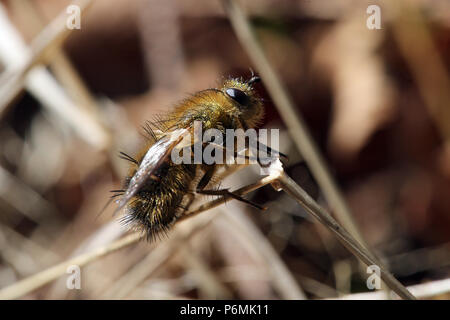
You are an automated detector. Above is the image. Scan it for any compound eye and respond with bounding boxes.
[226,88,250,106]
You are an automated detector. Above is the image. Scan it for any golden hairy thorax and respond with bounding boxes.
[172,77,264,130]
[117,76,264,240]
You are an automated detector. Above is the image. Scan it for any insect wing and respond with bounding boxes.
[114,128,190,215]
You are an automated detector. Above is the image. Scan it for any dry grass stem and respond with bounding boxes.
[0,232,141,300]
[335,278,450,300]
[221,209,306,299]
[221,0,367,248]
[276,171,416,300]
[0,167,280,299]
[0,0,109,149]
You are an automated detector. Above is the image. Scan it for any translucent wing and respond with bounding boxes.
[114,128,190,215]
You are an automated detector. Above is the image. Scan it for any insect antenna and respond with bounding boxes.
[247,75,260,86]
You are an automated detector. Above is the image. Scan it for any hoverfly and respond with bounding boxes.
[112,74,284,240]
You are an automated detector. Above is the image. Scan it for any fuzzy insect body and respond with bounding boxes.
[114,76,265,240]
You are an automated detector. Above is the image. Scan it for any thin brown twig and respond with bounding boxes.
[221,0,367,248]
[0,0,93,115]
[11,0,99,115]
[0,170,280,300]
[179,243,233,299]
[0,232,141,300]
[0,159,415,300]
[332,278,450,300]
[275,170,415,300]
[390,0,450,141]
[101,212,219,299]
[102,169,304,299]
[180,172,279,220]
[0,0,109,149]
[220,208,306,299]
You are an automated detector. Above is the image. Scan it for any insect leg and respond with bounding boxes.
[255,142,288,160]
[204,140,287,165]
[183,193,196,213]
[197,189,266,211]
[196,166,266,211]
[203,141,253,163]
[195,165,214,190]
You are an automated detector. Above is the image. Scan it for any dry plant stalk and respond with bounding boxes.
[0,168,281,300]
[0,0,109,149]
[10,0,99,115]
[0,232,141,300]
[221,0,367,248]
[220,208,306,299]
[0,160,414,300]
[102,166,305,299]
[334,277,450,300]
[0,0,93,113]
[274,169,415,300]
[390,1,450,141]
[221,0,405,297]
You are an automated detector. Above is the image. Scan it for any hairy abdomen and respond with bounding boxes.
[121,162,196,240]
